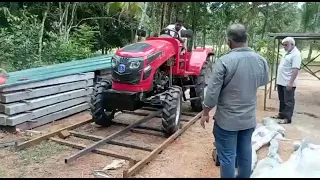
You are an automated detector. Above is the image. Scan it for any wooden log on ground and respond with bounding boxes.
[4,96,90,126]
[0,88,93,115]
[0,80,93,103]
[0,72,94,92]
[14,103,90,130]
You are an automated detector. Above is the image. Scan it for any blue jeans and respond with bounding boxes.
[213,122,255,178]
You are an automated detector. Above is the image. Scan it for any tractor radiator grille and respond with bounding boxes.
[112,70,142,85]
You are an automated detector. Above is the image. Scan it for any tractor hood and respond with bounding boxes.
[116,40,174,58]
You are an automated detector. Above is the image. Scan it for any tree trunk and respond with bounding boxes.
[166,2,173,24]
[160,2,165,31]
[138,2,148,28]
[202,29,206,48]
[261,2,269,39]
[38,3,49,62]
[98,4,106,54]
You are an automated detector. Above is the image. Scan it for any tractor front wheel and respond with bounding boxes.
[190,56,213,112]
[90,79,115,126]
[161,86,183,136]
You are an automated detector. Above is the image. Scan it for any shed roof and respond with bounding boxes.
[268,33,320,40]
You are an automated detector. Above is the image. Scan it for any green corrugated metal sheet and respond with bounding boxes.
[0,54,114,89]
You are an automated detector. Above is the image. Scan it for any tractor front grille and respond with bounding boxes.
[112,70,142,85]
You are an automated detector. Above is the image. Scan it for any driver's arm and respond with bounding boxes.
[178,26,187,43]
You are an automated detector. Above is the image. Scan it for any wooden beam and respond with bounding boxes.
[64,110,162,164]
[130,128,166,137]
[113,122,163,132]
[50,137,138,166]
[122,111,202,178]
[69,131,154,152]
[15,117,93,150]
[121,111,190,122]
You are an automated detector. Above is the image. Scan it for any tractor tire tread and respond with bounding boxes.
[191,56,212,112]
[90,79,114,127]
[161,86,182,136]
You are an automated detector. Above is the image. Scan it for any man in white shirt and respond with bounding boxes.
[273,37,302,124]
[165,19,186,44]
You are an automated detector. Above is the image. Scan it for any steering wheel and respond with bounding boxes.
[161,28,181,39]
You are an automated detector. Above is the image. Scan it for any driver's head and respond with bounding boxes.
[175,19,183,31]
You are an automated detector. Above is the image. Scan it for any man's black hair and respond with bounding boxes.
[227,24,248,43]
[176,15,184,24]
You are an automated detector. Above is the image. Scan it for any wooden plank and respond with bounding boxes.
[6,96,90,126]
[14,103,90,130]
[121,111,190,122]
[0,72,94,92]
[49,137,137,166]
[113,122,163,132]
[0,88,93,115]
[122,111,202,178]
[130,129,166,137]
[64,110,162,164]
[15,116,93,150]
[139,107,197,117]
[69,131,154,152]
[0,80,93,103]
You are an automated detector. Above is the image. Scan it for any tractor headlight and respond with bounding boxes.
[129,61,141,69]
[128,57,144,69]
[111,55,120,68]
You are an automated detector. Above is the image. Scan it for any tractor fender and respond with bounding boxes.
[188,48,215,75]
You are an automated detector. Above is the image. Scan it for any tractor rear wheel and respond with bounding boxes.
[190,56,213,112]
[90,79,115,126]
[161,86,183,136]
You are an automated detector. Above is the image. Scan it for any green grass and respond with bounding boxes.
[19,141,70,165]
[0,169,4,178]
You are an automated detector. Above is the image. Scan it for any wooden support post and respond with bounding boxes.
[273,39,280,91]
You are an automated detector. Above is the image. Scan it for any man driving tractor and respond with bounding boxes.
[165,19,187,44]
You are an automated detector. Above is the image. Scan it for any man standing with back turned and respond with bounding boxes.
[200,24,269,178]
[272,37,301,124]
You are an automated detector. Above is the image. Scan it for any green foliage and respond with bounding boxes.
[0,2,141,72]
[43,25,96,64]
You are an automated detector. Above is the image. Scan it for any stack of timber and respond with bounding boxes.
[0,54,114,130]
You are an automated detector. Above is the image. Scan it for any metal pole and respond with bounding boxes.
[64,110,162,164]
[274,39,280,91]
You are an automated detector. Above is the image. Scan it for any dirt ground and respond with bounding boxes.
[0,70,319,178]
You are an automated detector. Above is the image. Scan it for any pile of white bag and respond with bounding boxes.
[250,117,320,178]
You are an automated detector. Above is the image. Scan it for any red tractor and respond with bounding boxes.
[90,28,214,136]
